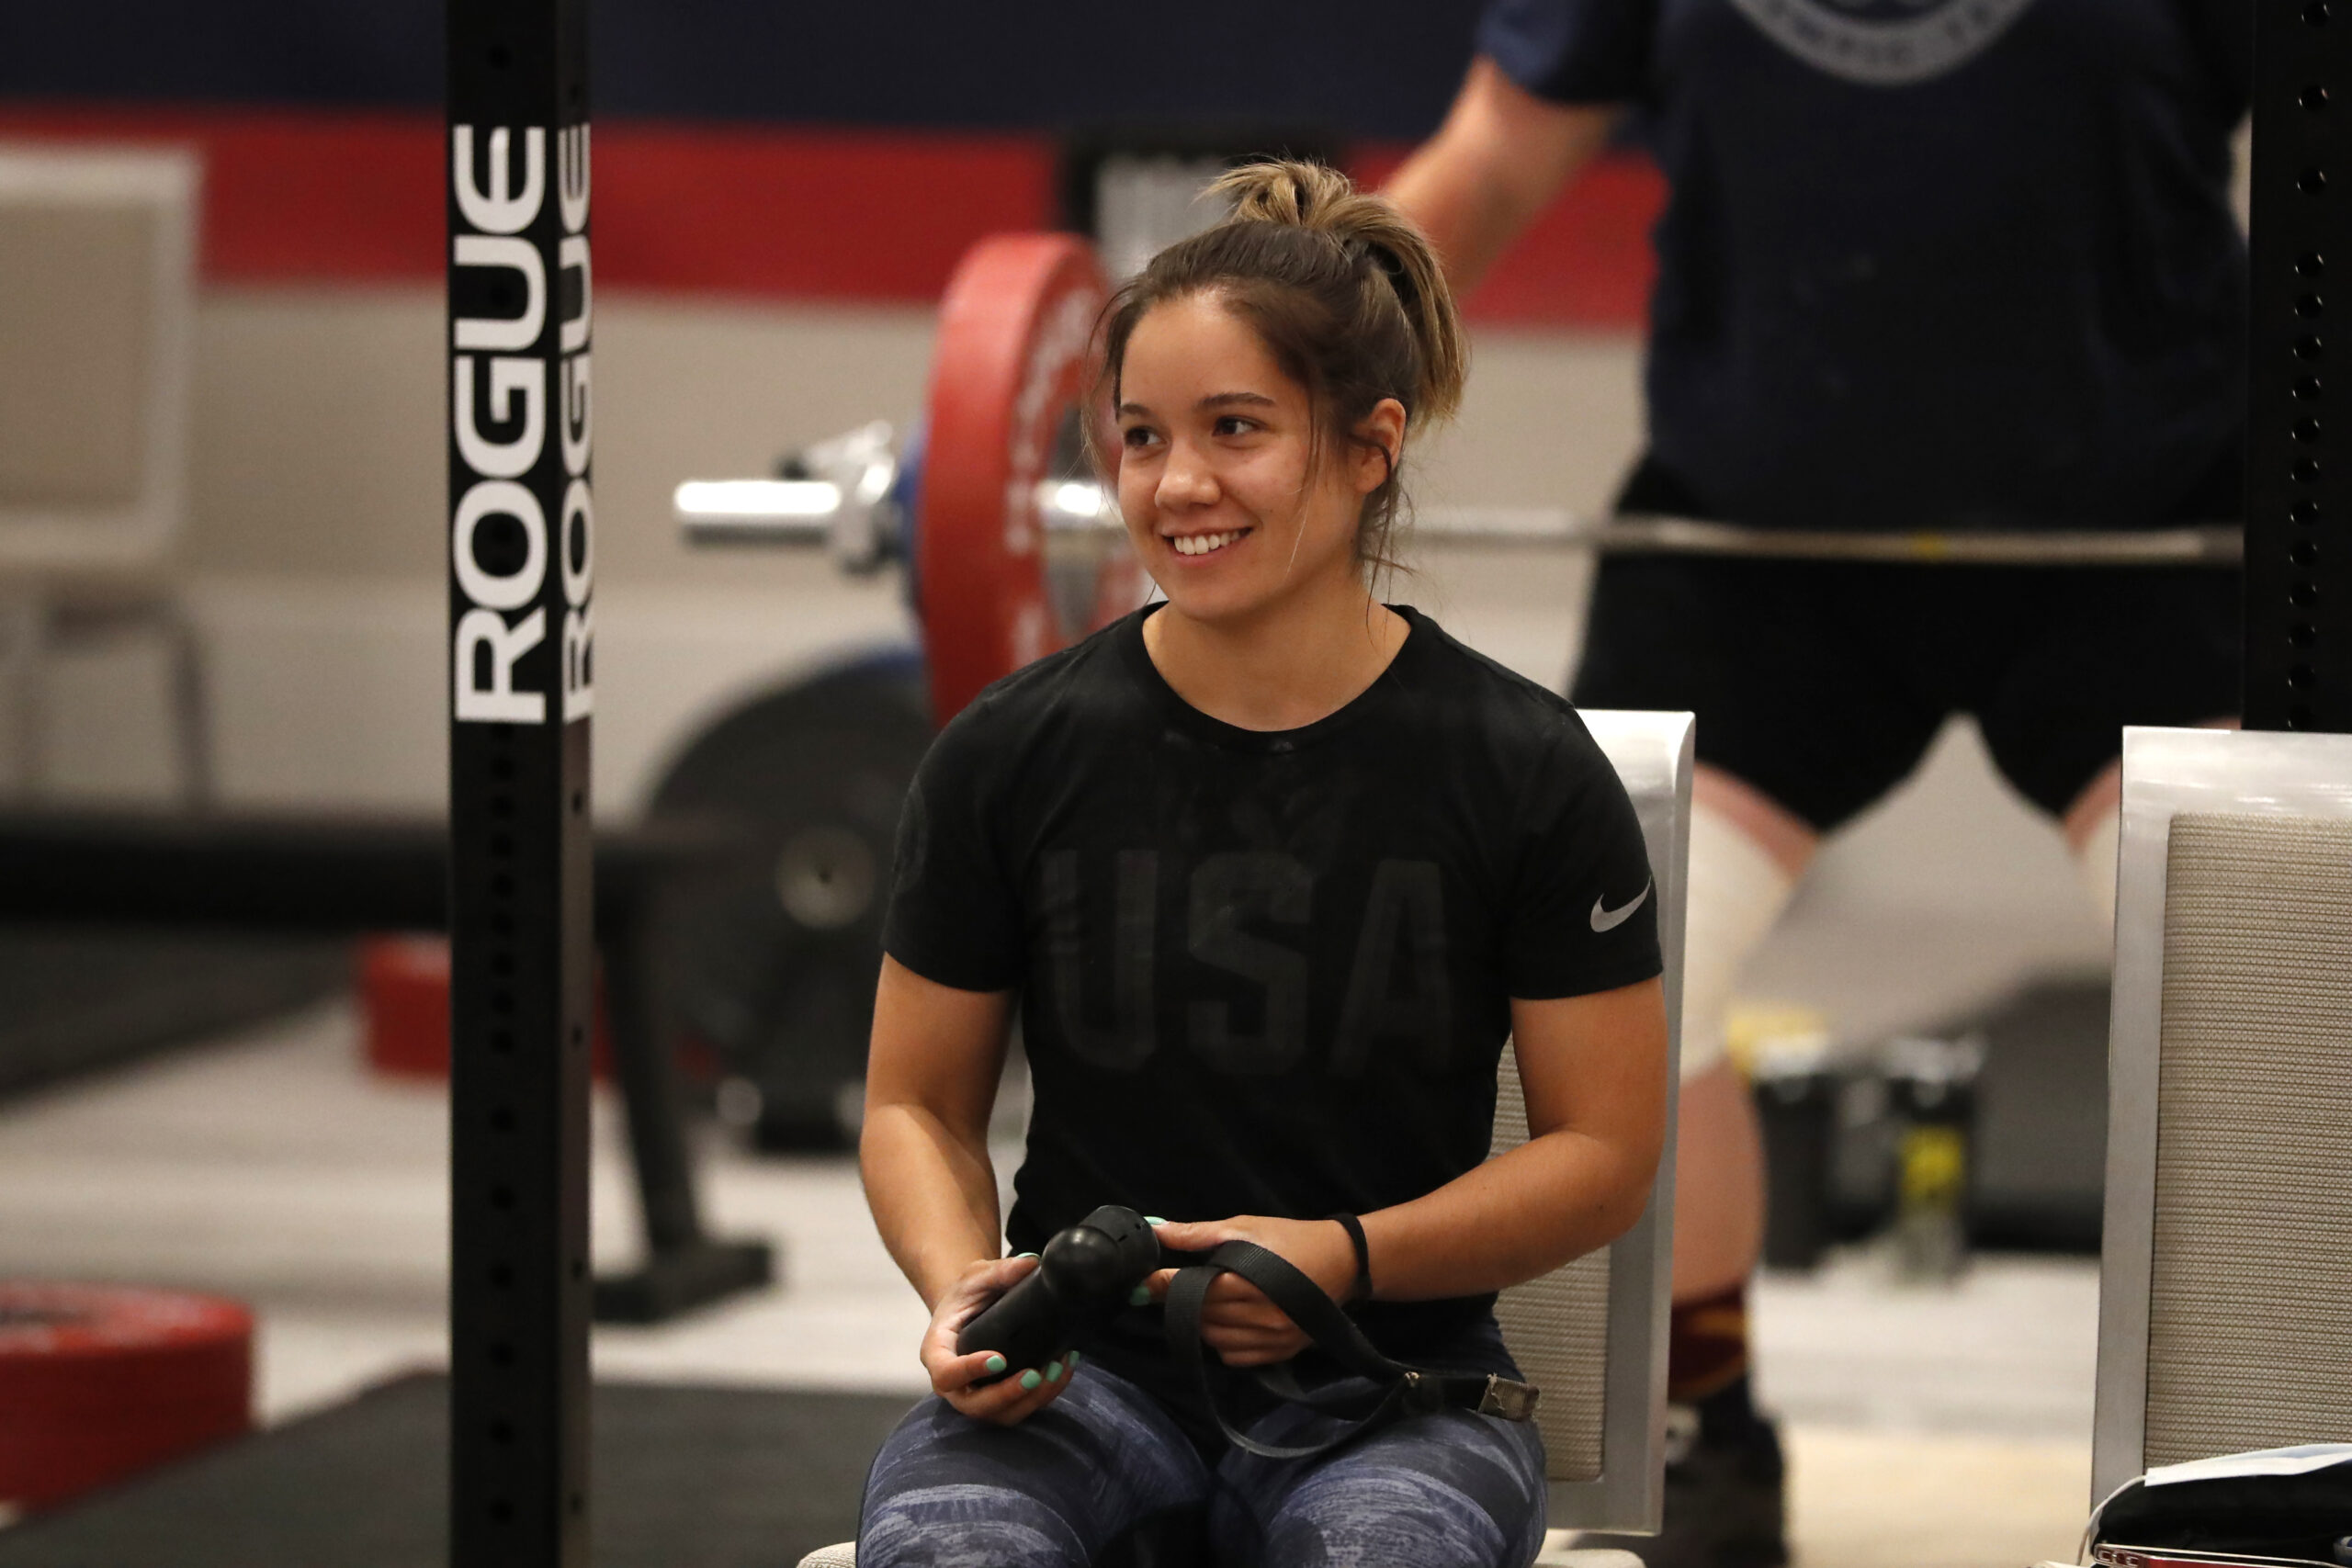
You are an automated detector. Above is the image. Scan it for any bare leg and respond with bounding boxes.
[1672,766,1818,1299]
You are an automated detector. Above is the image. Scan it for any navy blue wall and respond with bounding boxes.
[1,1,1484,141]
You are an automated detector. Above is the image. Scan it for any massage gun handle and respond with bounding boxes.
[956,1270,1067,1377]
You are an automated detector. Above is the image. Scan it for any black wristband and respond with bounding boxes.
[1326,1213,1372,1304]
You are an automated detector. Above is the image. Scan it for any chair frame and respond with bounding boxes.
[1528,708,1691,1533]
[2092,724,2352,1502]
[0,143,199,576]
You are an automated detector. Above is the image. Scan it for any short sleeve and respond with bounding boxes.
[881,699,1025,993]
[1502,725,1664,999]
[1475,0,1654,107]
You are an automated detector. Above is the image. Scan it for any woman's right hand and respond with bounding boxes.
[921,1254,1077,1427]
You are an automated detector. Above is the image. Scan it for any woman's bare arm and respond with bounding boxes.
[1148,976,1668,1360]
[1354,976,1669,1298]
[1385,57,1625,295]
[859,954,1018,1310]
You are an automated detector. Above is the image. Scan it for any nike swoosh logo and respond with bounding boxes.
[1590,882,1652,933]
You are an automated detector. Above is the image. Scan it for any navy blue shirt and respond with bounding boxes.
[1477,0,2250,531]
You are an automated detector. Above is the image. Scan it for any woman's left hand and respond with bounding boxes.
[1141,1215,1362,1368]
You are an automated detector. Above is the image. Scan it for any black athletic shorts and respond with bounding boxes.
[1569,456,2244,832]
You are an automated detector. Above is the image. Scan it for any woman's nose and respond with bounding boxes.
[1157,443,1218,509]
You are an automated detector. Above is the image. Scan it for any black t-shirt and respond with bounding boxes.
[1476,0,2250,532]
[885,604,1662,1362]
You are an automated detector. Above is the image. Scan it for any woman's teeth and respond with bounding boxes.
[1171,530,1243,557]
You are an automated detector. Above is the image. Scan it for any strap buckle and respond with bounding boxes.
[1476,1374,1541,1422]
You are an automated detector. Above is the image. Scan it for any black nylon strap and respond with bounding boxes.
[1161,1240,1530,1461]
[1326,1213,1371,1303]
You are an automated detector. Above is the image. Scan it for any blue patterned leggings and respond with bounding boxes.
[857,1325,1547,1567]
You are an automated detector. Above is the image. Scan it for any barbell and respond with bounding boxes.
[676,231,2245,722]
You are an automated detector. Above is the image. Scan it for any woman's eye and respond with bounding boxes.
[1121,425,1158,448]
[1213,416,1255,437]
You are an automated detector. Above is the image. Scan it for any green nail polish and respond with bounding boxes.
[984,1354,1006,1375]
[1128,1285,1152,1306]
[1019,1370,1042,1392]
[1046,1359,1063,1382]
[1014,1251,1039,1259]
[1145,1216,1168,1226]
[1067,1351,1081,1370]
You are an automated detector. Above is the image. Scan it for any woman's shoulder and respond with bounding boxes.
[927,612,1145,761]
[1396,607,1605,764]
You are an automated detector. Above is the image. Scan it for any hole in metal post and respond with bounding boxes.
[2298,333,2325,359]
[2291,622,2319,647]
[2297,293,2326,318]
[2301,253,2329,277]
[2305,85,2333,110]
[2295,457,2324,482]
[2295,418,2324,443]
[2295,499,2324,524]
[2296,376,2325,400]
[2293,540,2322,566]
[2290,582,2322,607]
[2303,168,2331,194]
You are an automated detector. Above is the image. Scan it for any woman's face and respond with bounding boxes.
[1114,292,1392,626]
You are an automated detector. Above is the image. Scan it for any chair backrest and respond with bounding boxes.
[1490,708,1691,1535]
[2092,725,2352,1504]
[0,144,199,577]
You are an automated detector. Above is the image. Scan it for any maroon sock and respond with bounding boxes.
[1667,1280,1751,1404]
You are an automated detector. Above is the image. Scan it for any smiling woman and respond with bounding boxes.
[854,162,1668,1568]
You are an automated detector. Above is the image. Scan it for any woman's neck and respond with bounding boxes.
[1142,574,1410,732]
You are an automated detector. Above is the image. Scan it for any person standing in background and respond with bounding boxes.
[1388,4,2248,1563]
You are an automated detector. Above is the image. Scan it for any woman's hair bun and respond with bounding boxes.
[1204,159,1464,428]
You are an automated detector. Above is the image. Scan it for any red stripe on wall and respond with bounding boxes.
[0,103,1656,326]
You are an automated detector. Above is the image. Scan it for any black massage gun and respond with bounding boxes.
[956,1205,1187,1379]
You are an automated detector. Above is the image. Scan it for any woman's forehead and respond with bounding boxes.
[1123,295,1298,407]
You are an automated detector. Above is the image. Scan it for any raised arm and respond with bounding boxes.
[1385,57,1625,296]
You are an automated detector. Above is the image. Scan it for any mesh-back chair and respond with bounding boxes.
[0,144,208,797]
[2092,725,2352,1505]
[796,708,1691,1566]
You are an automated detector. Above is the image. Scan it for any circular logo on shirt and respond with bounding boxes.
[1727,0,2040,86]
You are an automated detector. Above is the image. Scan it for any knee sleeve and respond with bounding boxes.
[1678,801,1800,1082]
[2072,803,2120,937]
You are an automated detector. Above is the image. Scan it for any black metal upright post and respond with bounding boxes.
[447,0,594,1562]
[2249,0,2352,731]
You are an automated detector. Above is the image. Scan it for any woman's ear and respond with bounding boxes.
[1351,399,1408,495]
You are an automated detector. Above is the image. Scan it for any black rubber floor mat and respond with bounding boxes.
[0,1373,918,1567]
[0,928,348,1105]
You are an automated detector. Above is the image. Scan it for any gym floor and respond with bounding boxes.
[0,985,2098,1565]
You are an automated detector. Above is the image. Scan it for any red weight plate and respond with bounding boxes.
[357,935,616,1082]
[0,1282,254,1513]
[917,232,1114,724]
